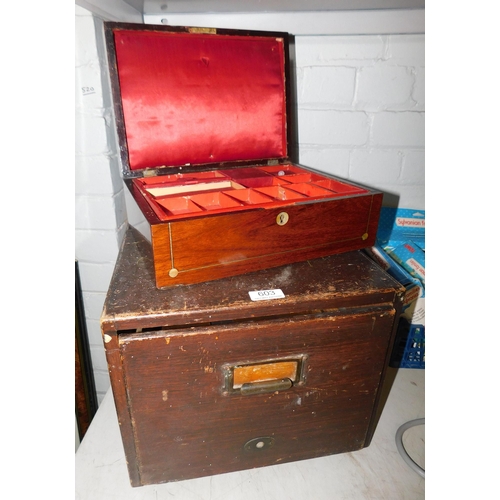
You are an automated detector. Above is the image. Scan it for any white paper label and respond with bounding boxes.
[395,217,425,228]
[248,289,285,301]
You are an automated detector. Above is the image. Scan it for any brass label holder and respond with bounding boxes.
[221,355,308,396]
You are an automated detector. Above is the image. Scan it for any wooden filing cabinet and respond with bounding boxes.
[101,226,404,487]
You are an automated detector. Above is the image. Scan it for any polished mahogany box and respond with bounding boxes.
[104,22,383,288]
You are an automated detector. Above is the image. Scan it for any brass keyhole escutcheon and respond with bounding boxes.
[276,212,289,226]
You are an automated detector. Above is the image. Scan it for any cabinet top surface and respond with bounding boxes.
[101,226,403,330]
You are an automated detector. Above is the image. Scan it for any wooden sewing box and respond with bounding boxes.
[103,22,383,288]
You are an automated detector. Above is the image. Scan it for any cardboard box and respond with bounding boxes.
[364,244,424,325]
[387,240,425,287]
[377,208,425,251]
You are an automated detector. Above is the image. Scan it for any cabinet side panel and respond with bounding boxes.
[101,328,142,486]
[364,289,404,446]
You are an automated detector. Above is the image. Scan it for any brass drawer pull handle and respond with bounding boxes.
[240,378,292,395]
[221,356,307,396]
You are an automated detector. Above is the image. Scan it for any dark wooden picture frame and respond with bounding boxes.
[75,260,98,441]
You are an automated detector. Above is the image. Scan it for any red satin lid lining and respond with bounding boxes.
[113,30,287,170]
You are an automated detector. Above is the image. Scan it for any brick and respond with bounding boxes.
[298,148,350,178]
[75,155,122,196]
[295,35,385,66]
[371,112,424,147]
[82,291,106,321]
[412,67,425,109]
[381,184,425,210]
[86,320,104,347]
[75,111,111,156]
[78,262,116,293]
[356,65,414,110]
[401,151,425,184]
[93,370,111,395]
[75,62,106,111]
[298,66,355,106]
[350,150,402,184]
[75,193,126,230]
[387,35,425,66]
[299,109,369,146]
[75,229,122,262]
[124,187,150,229]
[75,9,99,67]
[90,344,109,372]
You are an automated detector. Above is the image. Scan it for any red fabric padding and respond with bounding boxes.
[113,30,287,170]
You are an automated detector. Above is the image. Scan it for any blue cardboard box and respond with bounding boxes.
[387,240,425,286]
[364,244,424,325]
[371,207,425,368]
[377,208,425,250]
[368,207,426,326]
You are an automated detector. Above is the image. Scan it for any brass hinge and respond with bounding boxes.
[143,169,158,177]
[188,27,217,34]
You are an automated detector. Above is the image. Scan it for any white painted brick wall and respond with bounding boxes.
[371,112,425,147]
[298,67,356,106]
[75,9,424,403]
[350,150,402,184]
[299,110,369,146]
[295,36,386,63]
[75,6,127,404]
[75,155,122,196]
[295,34,424,208]
[356,66,415,109]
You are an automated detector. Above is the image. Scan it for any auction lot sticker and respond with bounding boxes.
[248,289,285,301]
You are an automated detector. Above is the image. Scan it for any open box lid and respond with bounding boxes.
[104,22,292,177]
